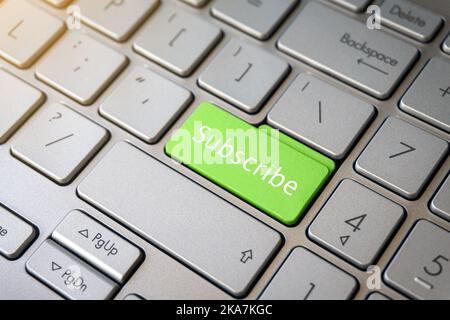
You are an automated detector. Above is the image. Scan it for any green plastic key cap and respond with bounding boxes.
[166,102,335,225]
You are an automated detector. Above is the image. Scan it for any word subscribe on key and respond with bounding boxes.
[166,102,335,225]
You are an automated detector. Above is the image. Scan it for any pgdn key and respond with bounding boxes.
[26,240,119,300]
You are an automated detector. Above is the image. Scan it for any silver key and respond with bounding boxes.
[278,2,418,99]
[134,5,222,77]
[308,180,405,269]
[366,292,391,300]
[0,69,44,144]
[355,117,448,199]
[384,220,450,300]
[0,205,37,260]
[77,142,282,297]
[259,247,357,300]
[44,0,73,8]
[443,34,450,54]
[0,0,65,68]
[211,0,297,40]
[329,0,371,12]
[27,240,119,300]
[180,0,209,7]
[11,103,109,185]
[400,58,450,133]
[100,66,192,144]
[123,294,145,300]
[52,210,144,284]
[76,0,159,42]
[431,175,450,222]
[267,74,375,159]
[379,0,442,42]
[36,32,127,105]
[199,40,289,113]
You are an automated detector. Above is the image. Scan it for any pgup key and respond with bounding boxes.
[52,210,143,284]
[91,233,119,257]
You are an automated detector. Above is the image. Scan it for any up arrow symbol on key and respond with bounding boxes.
[240,250,253,264]
[78,229,89,239]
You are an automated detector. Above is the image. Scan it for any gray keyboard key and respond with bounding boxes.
[0,205,37,260]
[100,67,192,143]
[366,292,391,300]
[123,294,145,300]
[11,103,109,185]
[384,220,450,300]
[27,240,119,300]
[0,69,44,144]
[400,58,450,133]
[329,0,371,12]
[199,40,289,113]
[100,66,192,144]
[44,0,72,8]
[309,180,404,269]
[443,34,450,54]
[180,0,209,7]
[0,0,65,68]
[36,32,127,105]
[77,142,282,297]
[259,247,357,300]
[52,210,144,284]
[278,2,418,99]
[134,5,222,76]
[211,0,297,40]
[76,0,159,42]
[379,0,442,42]
[268,74,375,159]
[355,117,448,199]
[431,175,450,222]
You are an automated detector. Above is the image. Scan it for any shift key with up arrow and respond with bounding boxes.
[241,250,253,264]
[52,210,144,284]
[26,240,119,300]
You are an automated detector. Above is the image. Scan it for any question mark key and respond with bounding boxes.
[49,112,63,122]
[11,103,109,184]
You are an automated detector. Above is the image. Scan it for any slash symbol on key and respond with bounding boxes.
[45,134,74,148]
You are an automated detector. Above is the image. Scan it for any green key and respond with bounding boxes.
[165,102,335,225]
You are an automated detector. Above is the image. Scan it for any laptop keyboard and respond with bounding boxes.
[0,0,449,300]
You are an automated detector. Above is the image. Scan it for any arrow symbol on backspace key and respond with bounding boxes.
[357,59,389,76]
